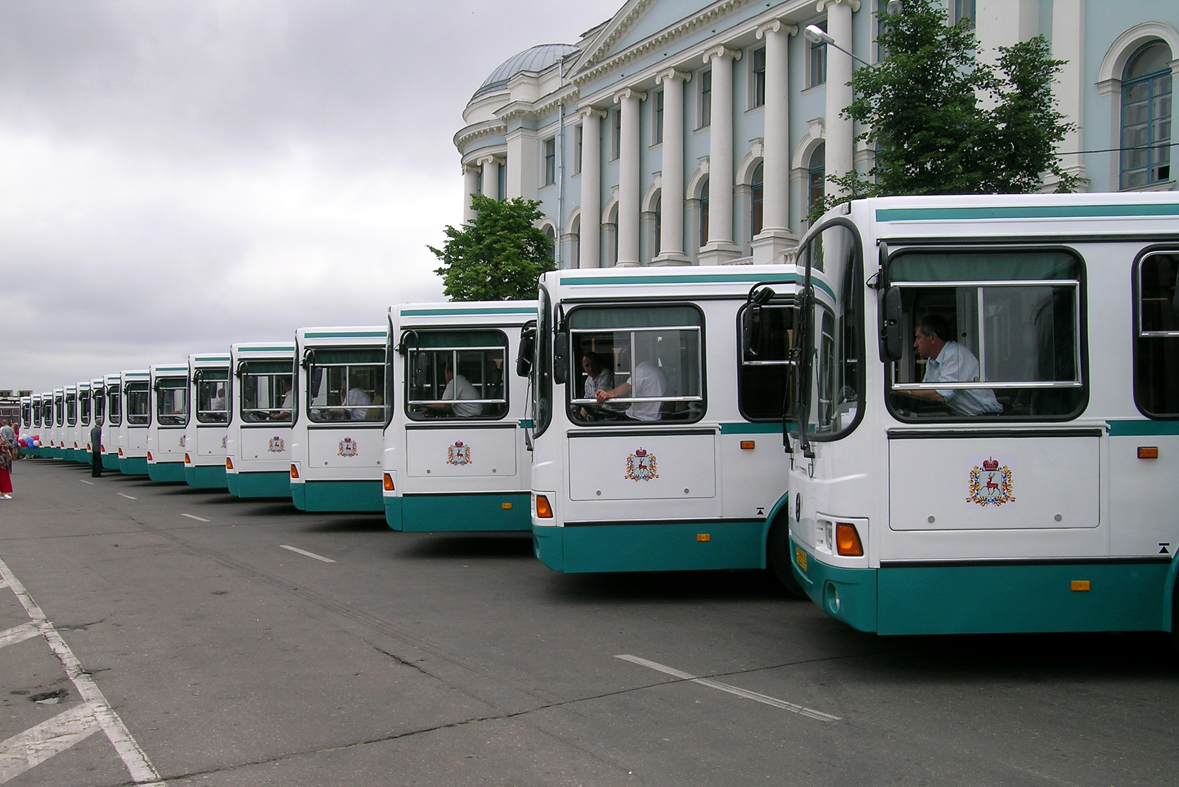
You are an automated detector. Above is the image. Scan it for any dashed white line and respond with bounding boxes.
[616,654,841,723]
[279,545,336,563]
[0,556,166,785]
[80,480,94,486]
[180,513,210,523]
[117,493,137,500]
[0,702,103,781]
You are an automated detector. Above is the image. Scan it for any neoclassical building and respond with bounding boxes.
[455,0,1178,268]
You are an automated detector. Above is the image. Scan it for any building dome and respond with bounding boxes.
[471,43,577,100]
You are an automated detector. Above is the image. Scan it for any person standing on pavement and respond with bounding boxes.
[0,420,14,499]
[90,417,104,478]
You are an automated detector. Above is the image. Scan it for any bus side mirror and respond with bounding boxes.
[881,287,904,361]
[516,323,535,378]
[553,332,569,385]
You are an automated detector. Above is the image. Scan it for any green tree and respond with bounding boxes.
[430,194,555,302]
[815,0,1075,216]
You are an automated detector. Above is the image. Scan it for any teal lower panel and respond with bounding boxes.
[102,454,119,471]
[296,481,383,513]
[186,465,227,489]
[791,536,1174,635]
[232,471,291,499]
[535,520,767,574]
[393,494,530,532]
[118,457,149,475]
[147,462,187,483]
[226,472,240,496]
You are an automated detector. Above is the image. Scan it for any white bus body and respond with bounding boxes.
[781,193,1179,635]
[290,327,388,512]
[146,363,189,482]
[529,266,803,575]
[118,370,150,475]
[86,377,104,461]
[383,302,536,532]
[101,373,122,470]
[64,384,82,461]
[226,342,296,498]
[184,353,231,488]
[49,388,64,459]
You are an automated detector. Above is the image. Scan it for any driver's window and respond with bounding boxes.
[306,348,386,423]
[406,330,507,421]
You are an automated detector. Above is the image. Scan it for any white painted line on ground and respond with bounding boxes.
[616,654,841,723]
[0,556,166,786]
[0,622,41,651]
[180,513,210,523]
[279,545,336,563]
[116,493,137,500]
[0,702,103,782]
[80,480,94,486]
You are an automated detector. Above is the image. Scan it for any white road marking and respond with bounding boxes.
[0,702,103,782]
[0,622,40,651]
[180,514,209,523]
[279,545,336,563]
[80,480,94,486]
[0,556,166,786]
[615,654,841,723]
[117,493,137,500]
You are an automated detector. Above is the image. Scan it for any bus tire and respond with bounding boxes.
[767,517,805,598]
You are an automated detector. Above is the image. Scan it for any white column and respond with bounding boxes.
[753,19,798,264]
[820,0,857,198]
[578,108,606,269]
[506,128,538,200]
[479,156,500,199]
[700,46,741,265]
[462,166,480,223]
[615,88,646,267]
[1051,0,1088,190]
[654,69,689,265]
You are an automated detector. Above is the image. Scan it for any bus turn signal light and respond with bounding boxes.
[535,495,553,519]
[1138,446,1159,459]
[383,473,395,492]
[225,457,233,470]
[836,523,864,556]
[290,464,299,480]
[740,441,755,450]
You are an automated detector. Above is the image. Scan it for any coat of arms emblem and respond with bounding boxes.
[447,441,471,466]
[967,457,1015,506]
[267,436,285,454]
[221,436,228,449]
[180,434,187,448]
[625,447,658,482]
[338,437,358,458]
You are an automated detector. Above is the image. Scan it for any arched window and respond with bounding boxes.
[543,225,556,261]
[808,144,826,212]
[654,194,662,257]
[1121,42,1173,189]
[699,179,710,248]
[750,162,764,238]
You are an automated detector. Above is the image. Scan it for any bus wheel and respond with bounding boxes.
[767,517,804,598]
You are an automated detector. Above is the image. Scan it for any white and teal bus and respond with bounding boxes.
[289,327,388,512]
[101,373,122,471]
[48,388,64,458]
[118,370,151,475]
[774,193,1179,636]
[383,302,536,532]
[226,342,296,498]
[184,353,231,488]
[146,363,189,482]
[63,383,82,461]
[86,377,104,461]
[527,266,803,575]
[18,395,35,456]
[76,380,95,462]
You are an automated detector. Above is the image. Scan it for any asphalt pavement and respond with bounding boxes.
[0,458,1177,786]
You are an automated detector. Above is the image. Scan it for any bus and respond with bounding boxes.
[289,327,388,512]
[118,370,151,475]
[184,353,231,488]
[383,302,536,532]
[772,193,1179,636]
[101,373,122,471]
[48,388,64,458]
[226,342,296,498]
[63,384,81,461]
[85,377,104,463]
[146,363,189,482]
[527,266,803,575]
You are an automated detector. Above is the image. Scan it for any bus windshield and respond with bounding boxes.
[306,349,386,423]
[195,369,229,424]
[126,382,150,426]
[155,378,188,426]
[239,362,293,423]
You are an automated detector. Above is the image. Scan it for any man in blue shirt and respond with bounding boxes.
[910,315,1002,416]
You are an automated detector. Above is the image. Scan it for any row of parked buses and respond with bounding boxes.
[17,194,1179,640]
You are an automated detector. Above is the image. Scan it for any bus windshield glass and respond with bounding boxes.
[886,250,1084,420]
[406,331,507,420]
[567,305,704,424]
[240,362,293,423]
[155,378,188,426]
[306,349,386,423]
[195,370,229,424]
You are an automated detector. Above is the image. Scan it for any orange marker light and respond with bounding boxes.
[1138,446,1159,459]
[535,495,554,519]
[225,457,234,470]
[289,464,299,480]
[1071,580,1091,592]
[697,533,711,542]
[502,502,513,510]
[146,451,154,462]
[383,473,395,492]
[740,441,755,450]
[836,523,864,556]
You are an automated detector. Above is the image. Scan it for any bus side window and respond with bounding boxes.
[1135,251,1179,417]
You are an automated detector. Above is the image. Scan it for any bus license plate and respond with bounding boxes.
[795,547,807,572]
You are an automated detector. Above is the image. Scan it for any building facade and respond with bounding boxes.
[455,0,1179,268]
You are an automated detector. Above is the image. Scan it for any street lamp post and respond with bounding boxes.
[804,24,872,69]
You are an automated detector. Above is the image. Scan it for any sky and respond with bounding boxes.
[0,0,622,394]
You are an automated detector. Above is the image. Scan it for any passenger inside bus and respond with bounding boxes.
[908,315,1002,416]
[420,364,482,418]
[596,336,667,421]
[327,370,373,421]
[576,352,625,420]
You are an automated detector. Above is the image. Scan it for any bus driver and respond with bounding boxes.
[909,315,1002,416]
